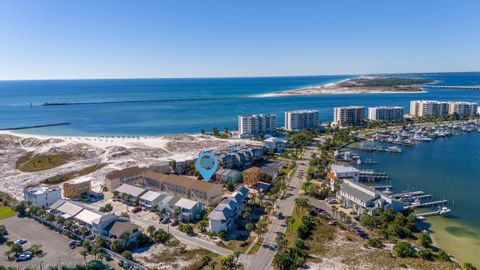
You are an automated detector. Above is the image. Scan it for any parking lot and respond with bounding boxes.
[0,216,85,268]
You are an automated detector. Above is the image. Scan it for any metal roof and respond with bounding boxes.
[115,184,147,197]
[340,182,377,203]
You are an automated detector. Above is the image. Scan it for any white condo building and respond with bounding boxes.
[333,106,365,126]
[448,102,478,116]
[368,106,404,121]
[24,185,62,209]
[238,114,276,135]
[409,100,449,117]
[284,110,320,131]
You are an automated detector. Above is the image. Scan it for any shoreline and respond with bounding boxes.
[258,76,429,97]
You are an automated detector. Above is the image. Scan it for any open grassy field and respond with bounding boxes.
[0,206,16,220]
[16,152,73,172]
[42,163,106,184]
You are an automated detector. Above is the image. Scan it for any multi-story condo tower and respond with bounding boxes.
[368,106,404,121]
[448,101,478,116]
[333,106,365,126]
[284,110,320,131]
[238,114,276,135]
[409,100,449,117]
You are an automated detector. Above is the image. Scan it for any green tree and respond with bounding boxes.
[393,242,415,258]
[154,229,170,243]
[417,249,434,261]
[367,238,383,248]
[146,225,156,237]
[463,263,478,270]
[198,220,209,233]
[80,248,89,267]
[122,250,133,260]
[419,232,432,248]
[227,182,235,192]
[110,239,123,253]
[437,251,451,262]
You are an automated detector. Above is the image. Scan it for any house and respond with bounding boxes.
[330,164,360,182]
[215,168,243,184]
[257,160,284,181]
[63,177,92,199]
[51,200,84,219]
[74,209,120,235]
[337,180,404,216]
[208,186,249,233]
[105,166,147,191]
[24,185,62,209]
[115,184,148,202]
[142,171,223,206]
[171,198,203,223]
[243,167,261,187]
[104,219,141,243]
[139,190,168,210]
[263,137,287,153]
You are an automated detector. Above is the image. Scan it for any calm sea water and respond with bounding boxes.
[1,72,480,135]
[357,133,480,266]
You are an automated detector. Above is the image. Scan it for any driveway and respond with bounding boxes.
[0,216,85,268]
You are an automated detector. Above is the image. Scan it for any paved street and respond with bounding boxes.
[0,216,85,268]
[82,200,233,256]
[240,145,318,270]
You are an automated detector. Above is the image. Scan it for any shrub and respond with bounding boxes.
[393,242,415,258]
[417,249,434,261]
[367,238,383,248]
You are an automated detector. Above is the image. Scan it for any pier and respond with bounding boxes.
[371,185,392,190]
[0,122,70,131]
[359,170,389,181]
[405,200,448,209]
[392,191,424,198]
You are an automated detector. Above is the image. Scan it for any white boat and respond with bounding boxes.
[417,215,426,220]
[439,207,452,215]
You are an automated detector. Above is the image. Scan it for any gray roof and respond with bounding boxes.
[56,201,84,217]
[340,182,376,203]
[105,220,139,237]
[49,199,66,210]
[115,184,147,197]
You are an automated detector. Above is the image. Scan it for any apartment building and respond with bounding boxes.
[208,186,249,233]
[284,110,320,131]
[409,100,449,117]
[105,166,147,191]
[368,106,404,121]
[142,171,223,206]
[238,114,276,136]
[217,146,264,170]
[448,101,478,116]
[333,106,365,126]
[63,177,92,198]
[23,185,62,209]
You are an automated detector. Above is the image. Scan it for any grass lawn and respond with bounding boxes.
[0,206,16,220]
[225,239,251,253]
[16,153,73,172]
[247,237,263,254]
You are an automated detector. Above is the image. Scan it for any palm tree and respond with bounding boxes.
[97,251,105,264]
[146,225,156,237]
[80,249,89,267]
[233,251,241,266]
[331,205,338,219]
[286,216,294,231]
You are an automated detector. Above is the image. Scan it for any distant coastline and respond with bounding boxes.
[261,76,433,97]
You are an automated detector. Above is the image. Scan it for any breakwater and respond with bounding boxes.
[0,122,70,131]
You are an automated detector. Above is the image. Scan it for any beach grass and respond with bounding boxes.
[0,206,16,220]
[16,153,73,172]
[42,163,106,184]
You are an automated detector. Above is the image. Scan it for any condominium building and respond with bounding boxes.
[409,100,449,117]
[448,101,478,116]
[216,146,264,170]
[23,185,62,209]
[333,106,365,126]
[238,114,276,135]
[284,110,320,131]
[63,177,92,198]
[208,186,249,233]
[142,171,224,206]
[105,166,148,191]
[368,106,404,121]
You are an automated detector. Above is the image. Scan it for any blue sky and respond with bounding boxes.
[1,0,479,80]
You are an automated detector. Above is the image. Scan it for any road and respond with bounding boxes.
[240,145,318,270]
[82,200,233,257]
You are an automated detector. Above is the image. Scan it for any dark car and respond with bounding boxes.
[277,212,284,220]
[170,219,179,226]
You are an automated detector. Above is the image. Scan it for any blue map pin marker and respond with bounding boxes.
[195,151,219,181]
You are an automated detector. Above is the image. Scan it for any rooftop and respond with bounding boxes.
[105,220,139,237]
[340,180,377,203]
[115,184,147,197]
[74,209,103,225]
[175,198,199,210]
[140,190,165,202]
[143,171,222,193]
[25,185,61,195]
[331,164,360,174]
[106,166,147,180]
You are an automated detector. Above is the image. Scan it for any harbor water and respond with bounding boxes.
[356,132,480,267]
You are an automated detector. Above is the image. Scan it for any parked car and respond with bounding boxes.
[0,228,8,236]
[16,253,32,262]
[14,239,27,245]
[170,219,179,226]
[161,218,170,224]
[69,240,77,249]
[131,207,142,213]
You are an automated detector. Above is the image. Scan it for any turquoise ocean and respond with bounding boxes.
[1,72,480,265]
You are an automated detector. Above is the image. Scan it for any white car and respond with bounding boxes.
[14,239,27,245]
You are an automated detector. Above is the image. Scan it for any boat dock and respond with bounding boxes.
[405,200,448,209]
[360,170,389,181]
[392,191,425,198]
[371,185,392,190]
